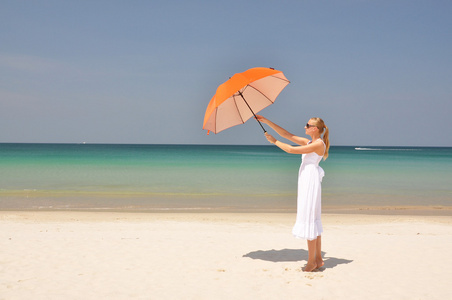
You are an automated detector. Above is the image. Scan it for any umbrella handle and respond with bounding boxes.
[238,91,267,133]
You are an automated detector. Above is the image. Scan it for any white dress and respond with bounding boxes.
[292,140,325,241]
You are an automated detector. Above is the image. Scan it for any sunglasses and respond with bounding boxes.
[306,123,318,128]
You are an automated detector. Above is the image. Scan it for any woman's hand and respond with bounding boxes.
[265,132,277,144]
[255,115,269,124]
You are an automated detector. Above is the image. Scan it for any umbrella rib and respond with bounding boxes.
[243,85,273,105]
[244,74,289,103]
[269,74,291,85]
[232,94,246,124]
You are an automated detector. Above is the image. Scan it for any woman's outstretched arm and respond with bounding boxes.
[265,133,324,155]
[256,115,309,145]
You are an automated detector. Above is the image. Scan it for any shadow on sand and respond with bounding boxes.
[243,248,353,269]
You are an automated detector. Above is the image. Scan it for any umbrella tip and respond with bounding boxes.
[269,67,274,70]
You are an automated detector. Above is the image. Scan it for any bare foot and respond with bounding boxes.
[315,259,324,269]
[303,263,317,272]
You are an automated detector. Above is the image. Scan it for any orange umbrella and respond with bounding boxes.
[203,67,290,134]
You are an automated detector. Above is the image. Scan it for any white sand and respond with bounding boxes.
[0,211,451,300]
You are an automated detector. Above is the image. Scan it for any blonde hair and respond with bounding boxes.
[311,117,330,160]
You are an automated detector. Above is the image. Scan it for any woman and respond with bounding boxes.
[256,115,330,272]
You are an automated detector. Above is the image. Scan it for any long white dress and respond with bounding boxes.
[292,140,325,241]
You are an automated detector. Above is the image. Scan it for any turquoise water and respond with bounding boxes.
[0,143,451,211]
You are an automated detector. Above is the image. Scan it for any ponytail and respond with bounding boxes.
[322,125,330,160]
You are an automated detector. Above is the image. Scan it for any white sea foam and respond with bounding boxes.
[355,147,420,151]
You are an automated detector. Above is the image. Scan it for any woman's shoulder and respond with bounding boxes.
[311,139,324,145]
[311,139,325,155]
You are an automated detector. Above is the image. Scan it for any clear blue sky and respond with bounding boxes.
[1,0,451,146]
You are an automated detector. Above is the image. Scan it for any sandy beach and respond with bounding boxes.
[1,210,451,300]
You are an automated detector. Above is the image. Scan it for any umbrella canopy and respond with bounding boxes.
[203,67,290,134]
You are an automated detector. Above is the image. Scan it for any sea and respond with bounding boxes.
[0,143,451,212]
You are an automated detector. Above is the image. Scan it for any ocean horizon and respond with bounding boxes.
[1,143,451,212]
